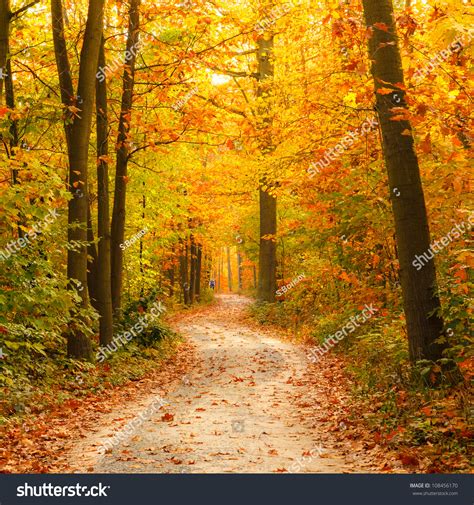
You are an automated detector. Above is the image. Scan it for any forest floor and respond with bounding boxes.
[62,294,409,473]
[3,294,419,473]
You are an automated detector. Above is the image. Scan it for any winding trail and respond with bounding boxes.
[68,295,380,473]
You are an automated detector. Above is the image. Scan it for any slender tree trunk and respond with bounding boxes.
[196,245,202,300]
[51,0,105,359]
[237,251,242,290]
[1,0,25,238]
[96,36,114,346]
[168,260,175,297]
[217,253,222,292]
[190,237,196,304]
[257,35,277,302]
[179,239,190,305]
[226,246,233,292]
[185,241,191,304]
[51,0,73,148]
[86,202,99,310]
[0,0,9,99]
[139,183,146,296]
[111,0,140,313]
[362,0,445,362]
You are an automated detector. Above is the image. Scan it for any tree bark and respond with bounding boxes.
[237,251,243,290]
[1,0,25,237]
[51,0,105,359]
[51,0,74,148]
[217,253,222,292]
[196,245,202,300]
[86,201,99,311]
[179,239,190,305]
[190,236,196,303]
[256,35,277,302]
[362,0,445,362]
[0,0,10,99]
[96,36,114,346]
[226,246,233,291]
[111,0,141,313]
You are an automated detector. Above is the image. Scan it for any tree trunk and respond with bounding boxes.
[111,0,140,313]
[179,239,190,305]
[1,0,25,238]
[196,245,202,300]
[226,246,233,291]
[139,183,146,296]
[190,237,197,303]
[257,35,277,302]
[51,0,74,148]
[51,0,105,359]
[86,201,99,311]
[237,251,243,290]
[0,0,9,99]
[168,261,175,297]
[217,253,222,292]
[362,0,445,362]
[96,36,114,346]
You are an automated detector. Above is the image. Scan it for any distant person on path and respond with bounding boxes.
[209,279,216,290]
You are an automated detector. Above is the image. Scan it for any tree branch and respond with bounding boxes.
[10,0,39,20]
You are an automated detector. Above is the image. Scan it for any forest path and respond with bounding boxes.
[68,294,380,473]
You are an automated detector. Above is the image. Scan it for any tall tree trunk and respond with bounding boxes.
[166,245,176,297]
[257,35,277,302]
[111,0,140,313]
[237,251,243,290]
[179,239,190,305]
[96,36,114,346]
[51,0,105,359]
[0,0,9,100]
[1,0,25,238]
[196,245,202,300]
[226,246,233,291]
[51,0,74,148]
[167,260,175,297]
[139,183,146,296]
[190,236,196,303]
[362,0,445,362]
[217,252,222,292]
[86,201,99,311]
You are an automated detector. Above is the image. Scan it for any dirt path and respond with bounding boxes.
[67,294,381,473]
